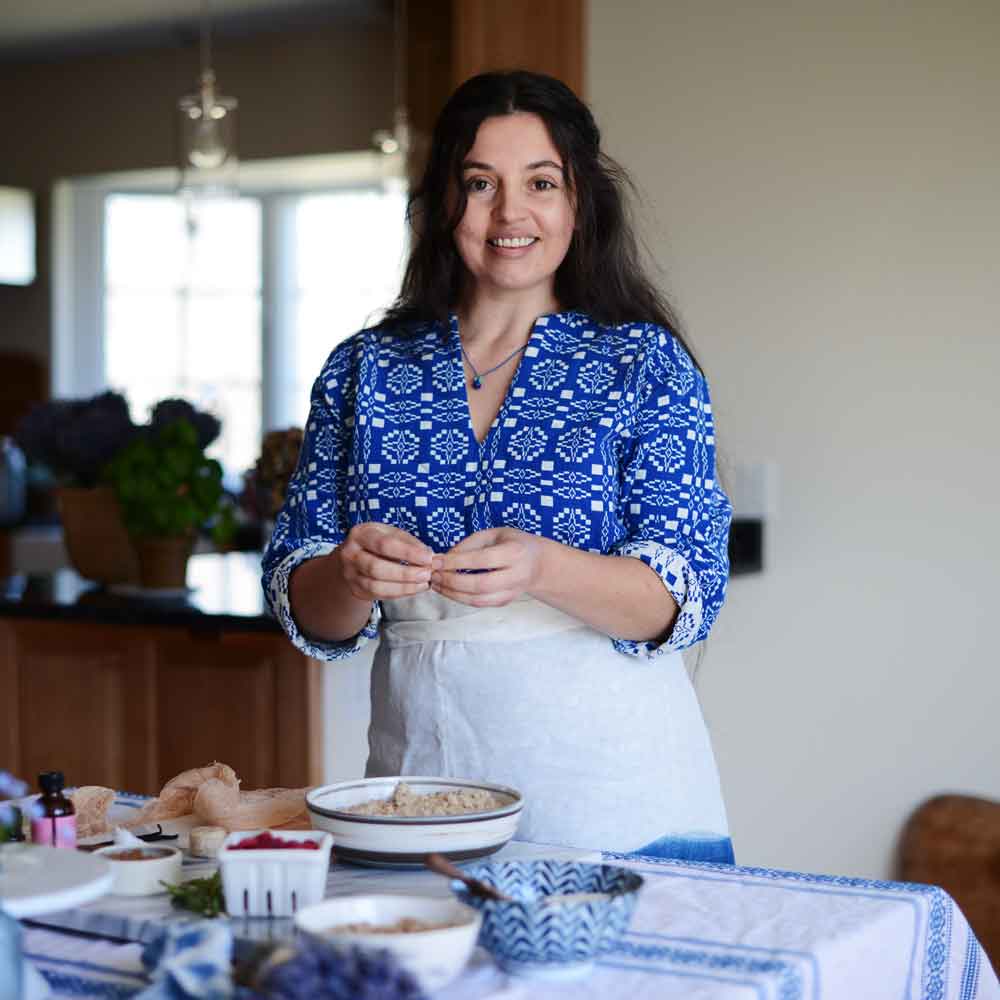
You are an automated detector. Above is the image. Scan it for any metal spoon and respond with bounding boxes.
[425,852,512,902]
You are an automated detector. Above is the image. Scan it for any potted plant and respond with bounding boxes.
[242,427,303,545]
[105,411,233,590]
[14,391,142,583]
[15,394,229,587]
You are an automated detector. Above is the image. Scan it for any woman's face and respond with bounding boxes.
[452,112,575,305]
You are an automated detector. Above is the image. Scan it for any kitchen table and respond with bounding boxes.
[12,828,998,1000]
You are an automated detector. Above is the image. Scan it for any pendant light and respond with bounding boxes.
[372,0,413,176]
[177,0,239,197]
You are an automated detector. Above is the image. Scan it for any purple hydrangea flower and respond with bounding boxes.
[257,940,426,1000]
[0,772,27,800]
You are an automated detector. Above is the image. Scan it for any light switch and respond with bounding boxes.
[726,459,778,519]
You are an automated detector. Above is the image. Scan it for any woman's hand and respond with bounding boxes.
[431,528,548,607]
[334,522,434,601]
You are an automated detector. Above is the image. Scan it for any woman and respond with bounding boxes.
[262,71,734,862]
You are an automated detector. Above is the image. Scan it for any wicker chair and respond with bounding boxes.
[898,794,1000,972]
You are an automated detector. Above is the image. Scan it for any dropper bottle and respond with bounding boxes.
[31,771,77,849]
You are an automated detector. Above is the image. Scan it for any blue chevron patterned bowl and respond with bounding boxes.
[451,859,643,979]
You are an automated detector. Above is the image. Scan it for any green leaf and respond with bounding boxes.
[211,505,237,547]
[162,871,225,918]
[104,416,228,539]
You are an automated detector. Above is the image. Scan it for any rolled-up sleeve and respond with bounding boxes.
[261,339,380,660]
[611,326,732,657]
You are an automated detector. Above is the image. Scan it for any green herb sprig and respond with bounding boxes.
[161,871,225,917]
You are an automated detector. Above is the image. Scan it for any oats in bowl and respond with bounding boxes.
[325,916,462,934]
[306,776,524,868]
[344,782,504,817]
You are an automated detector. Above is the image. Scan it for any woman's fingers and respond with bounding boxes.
[339,524,435,600]
[348,576,431,600]
[447,529,501,553]
[432,566,516,596]
[435,541,520,573]
[370,532,434,567]
[350,522,434,567]
[355,550,432,585]
[431,580,518,607]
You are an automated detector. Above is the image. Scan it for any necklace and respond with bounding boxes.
[459,341,527,390]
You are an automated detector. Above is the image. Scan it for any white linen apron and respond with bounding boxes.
[365,590,730,853]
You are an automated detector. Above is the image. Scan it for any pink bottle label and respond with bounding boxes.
[31,814,77,848]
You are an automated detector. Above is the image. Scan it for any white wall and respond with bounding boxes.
[589,0,1000,878]
[322,646,375,784]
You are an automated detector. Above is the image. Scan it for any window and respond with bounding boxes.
[54,154,408,475]
[290,191,408,424]
[104,195,263,472]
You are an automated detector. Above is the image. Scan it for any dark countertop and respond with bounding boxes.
[0,519,763,633]
[0,551,279,632]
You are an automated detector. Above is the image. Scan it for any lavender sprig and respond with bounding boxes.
[250,939,426,1000]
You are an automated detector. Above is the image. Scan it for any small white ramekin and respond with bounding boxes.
[93,844,184,896]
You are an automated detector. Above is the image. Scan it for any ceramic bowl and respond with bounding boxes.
[295,893,481,993]
[93,844,183,896]
[306,776,522,868]
[450,859,643,979]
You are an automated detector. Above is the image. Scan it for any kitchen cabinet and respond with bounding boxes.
[407,0,586,145]
[0,553,321,795]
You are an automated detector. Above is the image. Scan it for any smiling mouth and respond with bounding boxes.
[487,237,538,249]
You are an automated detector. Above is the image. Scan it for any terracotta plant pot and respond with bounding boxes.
[57,486,140,584]
[134,535,195,591]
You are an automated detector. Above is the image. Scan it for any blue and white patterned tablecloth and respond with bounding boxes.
[18,839,999,1000]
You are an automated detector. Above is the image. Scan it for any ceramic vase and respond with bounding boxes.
[56,486,140,584]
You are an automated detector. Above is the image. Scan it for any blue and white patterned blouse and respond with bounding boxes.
[262,311,732,659]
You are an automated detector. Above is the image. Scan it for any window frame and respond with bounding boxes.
[52,153,407,436]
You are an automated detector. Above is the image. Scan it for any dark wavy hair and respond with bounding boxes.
[380,70,700,370]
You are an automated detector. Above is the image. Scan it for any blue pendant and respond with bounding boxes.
[472,376,482,390]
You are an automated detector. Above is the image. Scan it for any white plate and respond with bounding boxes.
[0,844,113,917]
[306,776,523,868]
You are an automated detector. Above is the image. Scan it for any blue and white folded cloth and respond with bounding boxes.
[136,921,236,1000]
[21,923,148,999]
[21,920,235,1000]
